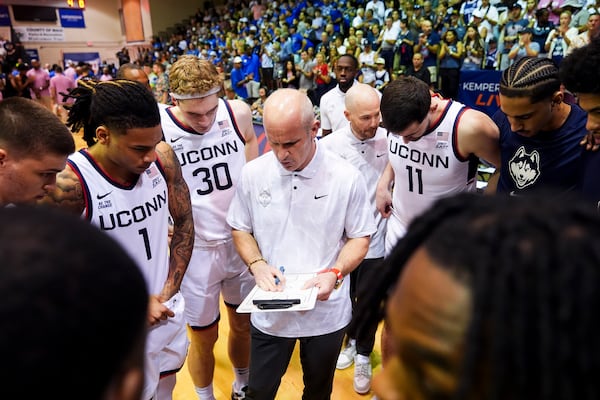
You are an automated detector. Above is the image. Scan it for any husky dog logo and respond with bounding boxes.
[509,146,540,189]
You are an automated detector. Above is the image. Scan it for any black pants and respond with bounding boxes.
[246,324,346,400]
[345,257,384,356]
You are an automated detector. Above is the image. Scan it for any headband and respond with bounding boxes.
[170,86,221,100]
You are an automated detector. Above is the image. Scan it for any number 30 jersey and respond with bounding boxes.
[386,100,478,251]
[160,99,247,244]
[68,149,170,296]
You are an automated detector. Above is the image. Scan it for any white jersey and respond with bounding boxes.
[68,149,170,296]
[320,126,388,258]
[387,100,478,251]
[160,99,247,244]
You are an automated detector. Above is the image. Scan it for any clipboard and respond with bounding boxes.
[236,273,318,313]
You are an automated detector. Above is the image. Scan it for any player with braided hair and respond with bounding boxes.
[358,192,600,400]
[42,78,195,400]
[492,56,588,195]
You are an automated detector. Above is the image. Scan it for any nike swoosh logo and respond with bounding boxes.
[170,137,183,143]
[376,153,386,158]
[97,191,112,200]
[314,194,328,200]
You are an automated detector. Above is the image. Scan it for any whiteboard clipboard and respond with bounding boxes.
[236,273,318,313]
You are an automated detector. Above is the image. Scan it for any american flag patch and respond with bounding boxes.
[218,120,230,129]
[436,131,449,141]
[145,165,158,178]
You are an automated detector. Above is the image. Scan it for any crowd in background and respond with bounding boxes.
[132,0,600,102]
[1,0,599,109]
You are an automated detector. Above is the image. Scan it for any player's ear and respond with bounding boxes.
[96,125,110,144]
[0,148,7,165]
[552,91,564,106]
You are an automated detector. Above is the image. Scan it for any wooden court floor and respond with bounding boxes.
[172,301,384,400]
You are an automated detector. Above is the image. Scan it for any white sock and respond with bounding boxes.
[194,384,215,400]
[356,354,370,364]
[233,367,250,392]
[348,338,356,347]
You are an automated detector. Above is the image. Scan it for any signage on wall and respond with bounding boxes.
[0,5,10,26]
[13,26,65,42]
[59,8,85,28]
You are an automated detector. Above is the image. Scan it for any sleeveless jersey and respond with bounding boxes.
[68,150,170,296]
[160,99,247,244]
[388,100,478,241]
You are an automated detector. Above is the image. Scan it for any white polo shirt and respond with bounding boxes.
[320,126,388,259]
[227,141,376,337]
[319,83,353,132]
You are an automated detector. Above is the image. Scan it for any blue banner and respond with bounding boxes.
[59,8,85,28]
[25,49,39,61]
[458,70,503,118]
[0,5,10,26]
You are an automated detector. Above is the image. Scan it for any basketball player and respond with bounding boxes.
[41,79,195,400]
[160,55,258,400]
[561,37,600,207]
[360,192,600,400]
[0,97,74,206]
[493,56,588,195]
[376,76,500,256]
[375,76,500,374]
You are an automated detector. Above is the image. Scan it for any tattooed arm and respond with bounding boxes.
[39,165,86,215]
[156,141,195,301]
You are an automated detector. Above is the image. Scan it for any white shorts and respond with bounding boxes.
[384,212,407,257]
[181,239,254,328]
[143,292,188,400]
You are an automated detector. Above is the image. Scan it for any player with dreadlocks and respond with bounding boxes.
[357,192,600,400]
[491,56,588,195]
[41,78,195,400]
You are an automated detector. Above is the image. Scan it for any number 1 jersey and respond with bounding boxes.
[68,149,170,296]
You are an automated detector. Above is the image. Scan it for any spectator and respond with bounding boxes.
[414,19,441,87]
[374,57,391,91]
[545,10,578,63]
[462,25,485,70]
[405,53,431,86]
[152,61,170,104]
[438,29,464,99]
[231,56,249,100]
